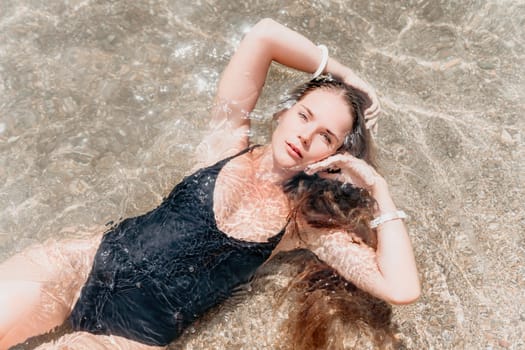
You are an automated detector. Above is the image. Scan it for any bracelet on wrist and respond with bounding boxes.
[312,44,329,78]
[369,210,407,229]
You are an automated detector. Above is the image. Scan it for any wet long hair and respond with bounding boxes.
[278,77,400,349]
[283,173,376,248]
[281,175,400,349]
[278,255,400,350]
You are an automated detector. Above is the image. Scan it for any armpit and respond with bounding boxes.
[190,122,248,173]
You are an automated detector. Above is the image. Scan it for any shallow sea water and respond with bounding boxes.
[0,0,524,349]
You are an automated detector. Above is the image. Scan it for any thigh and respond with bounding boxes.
[0,229,104,348]
[0,230,103,307]
[34,332,167,350]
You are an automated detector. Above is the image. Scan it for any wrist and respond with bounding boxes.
[369,176,389,195]
[325,57,347,79]
[370,178,397,213]
[370,210,407,229]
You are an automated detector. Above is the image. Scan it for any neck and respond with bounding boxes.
[253,144,300,184]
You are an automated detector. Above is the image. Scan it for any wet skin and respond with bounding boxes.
[271,89,354,172]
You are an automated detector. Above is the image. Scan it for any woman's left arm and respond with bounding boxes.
[192,19,381,170]
[305,155,421,305]
[367,177,421,304]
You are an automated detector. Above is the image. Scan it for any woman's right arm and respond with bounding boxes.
[193,19,379,169]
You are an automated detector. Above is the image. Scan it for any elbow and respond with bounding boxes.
[387,284,421,305]
[249,18,279,40]
[254,18,277,30]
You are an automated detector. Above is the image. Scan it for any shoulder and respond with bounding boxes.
[190,128,250,173]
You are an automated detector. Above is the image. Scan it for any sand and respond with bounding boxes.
[0,1,523,349]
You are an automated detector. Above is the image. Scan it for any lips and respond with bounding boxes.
[286,142,303,159]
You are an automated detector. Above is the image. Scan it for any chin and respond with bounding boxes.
[271,144,305,173]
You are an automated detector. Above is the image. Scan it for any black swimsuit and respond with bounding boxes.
[69,147,285,346]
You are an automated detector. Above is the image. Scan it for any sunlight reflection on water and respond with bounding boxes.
[0,1,523,349]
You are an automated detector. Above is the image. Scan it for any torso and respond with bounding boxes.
[70,147,292,345]
[213,146,291,243]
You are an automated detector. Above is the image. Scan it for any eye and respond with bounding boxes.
[298,112,308,120]
[321,132,332,144]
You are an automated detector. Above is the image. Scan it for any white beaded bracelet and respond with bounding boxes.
[312,44,329,78]
[369,210,407,229]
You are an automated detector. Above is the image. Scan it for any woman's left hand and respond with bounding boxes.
[304,153,381,190]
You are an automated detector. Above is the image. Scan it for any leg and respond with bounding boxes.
[34,332,167,350]
[0,230,103,350]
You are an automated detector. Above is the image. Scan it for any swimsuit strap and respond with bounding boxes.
[213,144,261,169]
[206,144,287,244]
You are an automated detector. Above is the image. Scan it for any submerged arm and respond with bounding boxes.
[308,184,421,305]
[305,155,421,305]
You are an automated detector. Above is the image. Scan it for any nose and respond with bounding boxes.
[298,124,315,148]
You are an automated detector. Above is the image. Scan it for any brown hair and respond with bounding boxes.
[283,173,377,248]
[280,176,399,349]
[277,78,400,349]
[279,257,401,350]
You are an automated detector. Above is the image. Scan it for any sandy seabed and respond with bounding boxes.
[0,1,523,349]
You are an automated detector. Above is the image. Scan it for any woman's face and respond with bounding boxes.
[272,89,353,171]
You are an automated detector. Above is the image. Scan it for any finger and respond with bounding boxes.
[371,101,380,116]
[365,114,379,132]
[364,108,378,126]
[367,90,380,111]
[304,162,339,175]
[365,98,380,118]
[346,163,378,187]
[369,101,380,117]
[368,120,378,135]
[304,155,346,175]
[365,114,377,126]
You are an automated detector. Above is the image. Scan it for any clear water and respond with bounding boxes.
[0,0,523,349]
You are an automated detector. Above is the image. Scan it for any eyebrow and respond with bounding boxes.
[300,104,340,143]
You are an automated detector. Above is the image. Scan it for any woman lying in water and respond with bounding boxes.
[0,18,420,349]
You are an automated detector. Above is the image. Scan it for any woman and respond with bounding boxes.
[0,18,419,349]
